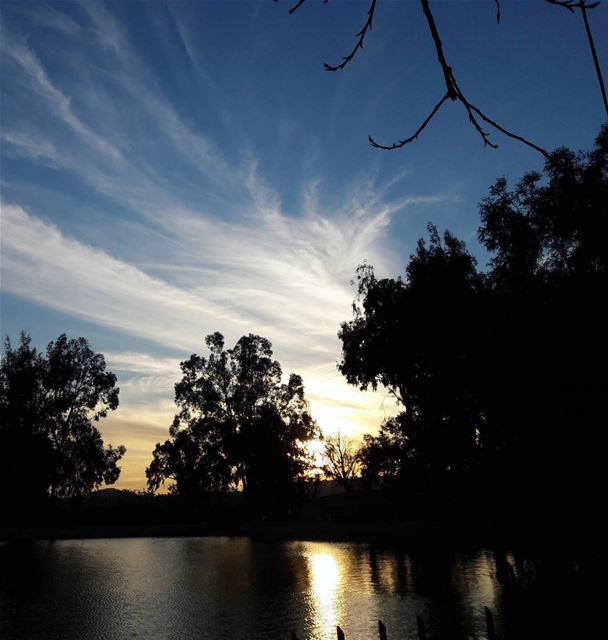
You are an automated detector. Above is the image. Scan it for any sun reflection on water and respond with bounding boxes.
[305,547,344,639]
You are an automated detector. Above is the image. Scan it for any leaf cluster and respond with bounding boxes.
[0,333,124,499]
[146,333,318,499]
[341,126,608,495]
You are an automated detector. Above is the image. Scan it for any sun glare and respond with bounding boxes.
[306,438,325,469]
[306,548,343,637]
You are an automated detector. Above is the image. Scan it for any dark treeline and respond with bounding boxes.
[342,125,608,512]
[0,334,124,507]
[1,126,606,536]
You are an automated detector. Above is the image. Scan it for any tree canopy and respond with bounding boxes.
[146,332,318,502]
[0,333,125,500]
[322,432,362,491]
[340,226,486,486]
[340,125,608,497]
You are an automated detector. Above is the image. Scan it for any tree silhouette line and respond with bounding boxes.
[1,126,606,521]
[341,124,608,504]
[146,332,318,513]
[0,334,124,503]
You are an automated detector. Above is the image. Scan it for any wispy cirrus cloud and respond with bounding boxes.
[13,4,81,35]
[1,31,124,163]
[0,131,60,163]
[2,169,430,475]
[2,180,438,364]
[104,352,181,377]
[0,2,456,488]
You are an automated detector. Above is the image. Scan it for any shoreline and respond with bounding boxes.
[0,520,489,543]
[1,519,602,553]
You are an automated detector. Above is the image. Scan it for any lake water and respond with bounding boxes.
[0,536,605,640]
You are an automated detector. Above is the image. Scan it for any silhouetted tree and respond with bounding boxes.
[322,432,362,491]
[358,415,410,484]
[340,125,608,499]
[476,124,608,496]
[340,226,486,488]
[146,332,318,503]
[0,332,125,500]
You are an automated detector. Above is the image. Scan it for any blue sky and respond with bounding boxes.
[1,0,606,488]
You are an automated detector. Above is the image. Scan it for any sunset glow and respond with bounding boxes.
[2,1,605,490]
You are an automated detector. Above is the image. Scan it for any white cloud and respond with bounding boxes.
[0,8,453,488]
[1,175,422,356]
[1,204,247,351]
[1,195,407,435]
[78,1,237,193]
[16,5,81,35]
[1,131,60,163]
[1,34,124,163]
[104,352,181,377]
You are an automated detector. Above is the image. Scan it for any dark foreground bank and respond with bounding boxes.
[0,520,491,544]
[2,487,606,557]
[3,520,608,565]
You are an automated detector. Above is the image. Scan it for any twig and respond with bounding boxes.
[324,0,378,71]
[278,0,549,156]
[370,0,548,155]
[545,0,599,11]
[276,0,329,15]
[288,0,307,15]
[369,92,450,149]
[545,1,607,116]
[579,1,608,116]
[451,72,498,148]
[272,0,309,15]
[467,102,550,158]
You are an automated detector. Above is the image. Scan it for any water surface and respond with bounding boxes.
[0,536,604,639]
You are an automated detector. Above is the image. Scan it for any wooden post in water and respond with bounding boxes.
[416,616,427,640]
[378,619,387,640]
[336,625,345,640]
[484,606,496,640]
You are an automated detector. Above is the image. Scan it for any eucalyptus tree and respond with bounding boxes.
[475,124,608,495]
[339,226,487,487]
[0,332,124,499]
[339,125,608,496]
[146,332,318,501]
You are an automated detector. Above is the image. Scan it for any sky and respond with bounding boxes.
[1,0,606,489]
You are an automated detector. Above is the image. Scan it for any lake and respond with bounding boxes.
[0,536,605,639]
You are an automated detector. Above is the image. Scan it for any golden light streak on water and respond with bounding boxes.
[305,547,344,639]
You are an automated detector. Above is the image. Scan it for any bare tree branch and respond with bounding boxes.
[453,83,499,149]
[369,92,450,150]
[278,0,551,156]
[323,432,362,490]
[579,1,608,116]
[420,0,457,99]
[372,0,547,155]
[494,0,501,24]
[546,1,607,116]
[274,0,329,16]
[545,0,600,11]
[289,0,307,15]
[324,0,378,72]
[467,102,550,158]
